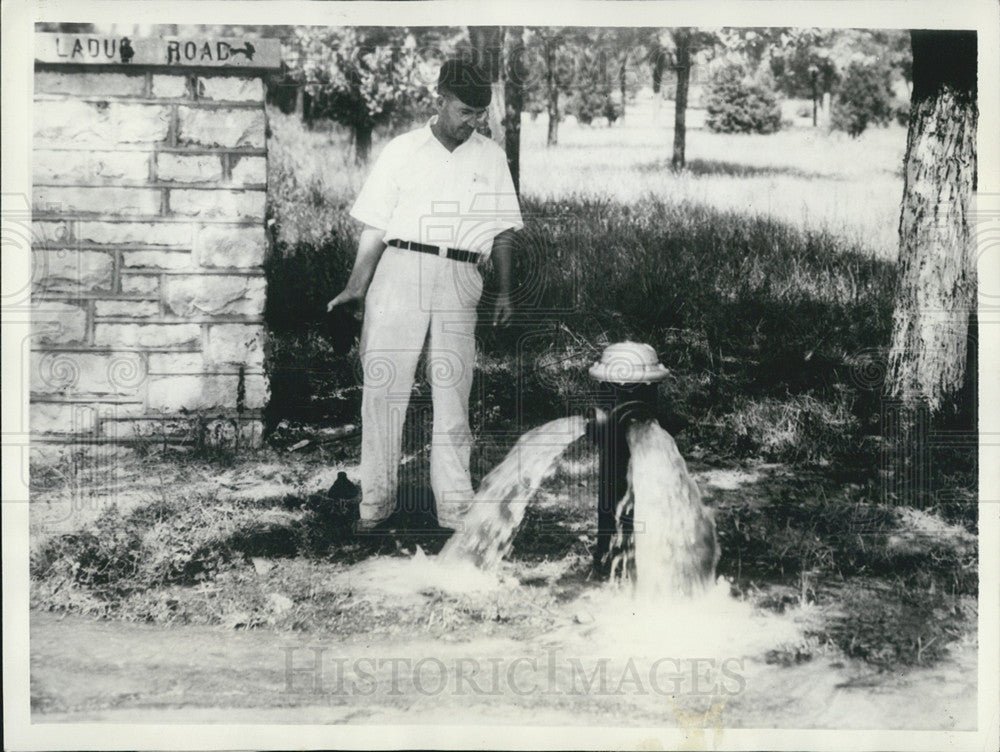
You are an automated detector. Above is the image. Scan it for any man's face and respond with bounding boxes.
[437,92,487,143]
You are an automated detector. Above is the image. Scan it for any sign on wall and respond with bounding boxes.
[34,33,281,69]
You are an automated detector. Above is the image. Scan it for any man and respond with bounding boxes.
[327,59,523,532]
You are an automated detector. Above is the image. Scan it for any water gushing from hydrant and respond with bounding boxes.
[614,419,719,600]
[438,416,587,569]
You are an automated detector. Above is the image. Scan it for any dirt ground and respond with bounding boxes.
[30,599,976,728]
[28,448,979,731]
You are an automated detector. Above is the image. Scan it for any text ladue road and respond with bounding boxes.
[35,33,280,69]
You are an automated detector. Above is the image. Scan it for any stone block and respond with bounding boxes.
[94,300,160,318]
[34,71,146,97]
[100,417,193,441]
[31,402,97,434]
[176,106,264,148]
[31,301,88,345]
[33,221,74,245]
[196,76,263,102]
[70,221,193,247]
[101,416,264,447]
[121,250,193,270]
[93,323,200,348]
[151,75,190,98]
[34,101,170,146]
[205,323,265,366]
[196,225,266,268]
[164,274,266,317]
[148,372,267,411]
[156,153,224,183]
[30,350,148,395]
[120,274,160,295]
[229,155,266,185]
[169,189,265,220]
[148,352,204,374]
[33,250,113,293]
[95,401,148,420]
[146,375,204,411]
[34,186,161,217]
[34,150,149,183]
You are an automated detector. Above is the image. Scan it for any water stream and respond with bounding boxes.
[438,416,587,569]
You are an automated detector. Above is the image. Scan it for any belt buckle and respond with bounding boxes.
[437,245,448,258]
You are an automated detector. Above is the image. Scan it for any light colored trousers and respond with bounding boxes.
[359,247,484,526]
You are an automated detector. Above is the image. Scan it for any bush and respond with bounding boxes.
[830,61,895,137]
[566,89,621,126]
[704,66,783,134]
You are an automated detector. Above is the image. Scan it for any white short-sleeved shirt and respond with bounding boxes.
[350,119,524,258]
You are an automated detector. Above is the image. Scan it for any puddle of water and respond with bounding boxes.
[347,548,504,596]
[569,580,809,661]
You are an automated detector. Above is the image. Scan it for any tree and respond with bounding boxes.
[504,27,527,193]
[467,26,506,147]
[886,30,977,416]
[768,28,838,109]
[535,28,566,146]
[657,28,716,170]
[289,27,434,163]
[830,60,895,137]
[704,64,782,134]
[564,28,623,127]
[670,28,693,170]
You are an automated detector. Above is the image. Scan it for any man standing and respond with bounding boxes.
[327,60,523,532]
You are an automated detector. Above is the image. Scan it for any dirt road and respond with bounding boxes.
[31,606,976,729]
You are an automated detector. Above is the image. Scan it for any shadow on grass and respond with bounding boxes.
[647,157,841,180]
[264,191,975,500]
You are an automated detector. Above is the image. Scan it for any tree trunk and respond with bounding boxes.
[886,30,977,412]
[651,42,665,94]
[468,26,506,147]
[618,51,628,120]
[545,40,559,147]
[883,30,977,507]
[671,29,692,171]
[354,124,373,164]
[504,27,526,194]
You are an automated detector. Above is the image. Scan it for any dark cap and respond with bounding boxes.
[437,59,492,108]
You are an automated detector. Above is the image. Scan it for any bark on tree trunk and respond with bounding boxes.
[883,30,977,507]
[545,39,560,147]
[886,30,978,413]
[469,26,506,147]
[671,29,692,171]
[504,27,526,194]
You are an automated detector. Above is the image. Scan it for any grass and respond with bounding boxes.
[520,97,906,258]
[266,108,902,467]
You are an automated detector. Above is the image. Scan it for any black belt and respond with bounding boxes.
[387,239,484,264]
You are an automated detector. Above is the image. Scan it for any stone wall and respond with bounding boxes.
[30,34,280,451]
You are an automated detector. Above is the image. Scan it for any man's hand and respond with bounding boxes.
[327,287,365,312]
[492,292,513,327]
[489,229,516,327]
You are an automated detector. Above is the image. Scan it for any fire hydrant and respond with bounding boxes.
[585,342,670,578]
